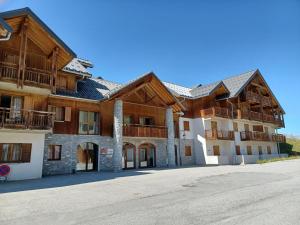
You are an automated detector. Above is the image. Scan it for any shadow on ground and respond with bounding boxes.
[0,170,153,194]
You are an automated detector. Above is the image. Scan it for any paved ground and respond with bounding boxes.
[1,160,300,225]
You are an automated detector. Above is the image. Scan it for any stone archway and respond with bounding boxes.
[76,142,99,172]
[138,143,156,168]
[122,142,136,169]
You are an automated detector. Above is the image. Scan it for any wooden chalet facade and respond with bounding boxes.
[0,8,287,180]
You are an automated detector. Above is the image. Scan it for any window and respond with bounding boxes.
[124,115,133,125]
[55,107,65,122]
[0,143,31,163]
[211,121,218,130]
[213,145,220,156]
[235,145,241,155]
[48,145,62,161]
[258,146,262,155]
[264,127,269,134]
[244,124,250,131]
[247,146,252,155]
[253,125,263,132]
[233,122,238,132]
[139,117,154,126]
[79,111,99,134]
[183,121,190,131]
[267,146,272,154]
[185,146,192,156]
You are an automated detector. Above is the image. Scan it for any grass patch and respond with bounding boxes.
[257,156,300,164]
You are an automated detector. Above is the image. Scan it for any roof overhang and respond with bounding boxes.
[0,7,76,68]
[233,69,285,114]
[105,72,186,112]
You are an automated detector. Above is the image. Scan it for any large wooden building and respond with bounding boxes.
[0,8,286,180]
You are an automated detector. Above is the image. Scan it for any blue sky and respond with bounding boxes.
[1,0,299,135]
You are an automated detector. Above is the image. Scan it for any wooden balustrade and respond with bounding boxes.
[246,91,272,107]
[123,124,167,138]
[0,49,52,87]
[249,111,262,121]
[200,107,230,118]
[205,129,234,140]
[240,131,270,141]
[272,134,286,143]
[246,91,261,103]
[0,107,54,130]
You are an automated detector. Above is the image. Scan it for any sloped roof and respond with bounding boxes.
[63,58,92,76]
[56,78,121,100]
[164,69,257,99]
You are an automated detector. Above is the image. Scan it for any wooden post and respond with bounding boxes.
[17,18,28,88]
[50,47,59,94]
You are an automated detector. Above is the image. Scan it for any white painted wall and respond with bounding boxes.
[0,131,46,181]
[178,115,283,165]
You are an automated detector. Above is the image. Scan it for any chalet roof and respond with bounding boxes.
[63,58,92,77]
[0,7,76,68]
[164,70,256,99]
[56,78,121,100]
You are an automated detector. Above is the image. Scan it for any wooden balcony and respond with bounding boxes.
[246,91,272,107]
[205,130,234,140]
[0,49,52,88]
[272,134,286,143]
[249,111,262,121]
[123,124,167,138]
[200,107,230,118]
[0,107,54,130]
[246,91,261,103]
[240,131,270,142]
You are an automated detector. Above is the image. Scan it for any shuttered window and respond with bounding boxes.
[235,145,241,155]
[185,146,192,156]
[247,146,252,155]
[183,121,190,131]
[0,143,31,163]
[213,145,220,156]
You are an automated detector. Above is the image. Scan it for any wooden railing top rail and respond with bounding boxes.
[123,123,167,128]
[205,129,234,140]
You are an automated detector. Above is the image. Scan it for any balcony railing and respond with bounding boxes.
[246,91,261,103]
[0,49,52,87]
[200,107,230,118]
[205,130,234,140]
[123,124,167,138]
[249,111,262,121]
[240,131,270,142]
[246,91,272,107]
[272,134,286,143]
[0,107,54,130]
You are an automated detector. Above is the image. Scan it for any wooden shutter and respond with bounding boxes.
[213,145,220,156]
[235,145,240,155]
[21,144,32,163]
[183,121,190,131]
[185,146,192,156]
[65,107,72,121]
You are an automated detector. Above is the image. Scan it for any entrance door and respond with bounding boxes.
[76,143,98,171]
[174,145,178,166]
[122,143,135,169]
[139,143,156,168]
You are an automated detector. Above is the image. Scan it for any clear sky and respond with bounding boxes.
[1,0,300,135]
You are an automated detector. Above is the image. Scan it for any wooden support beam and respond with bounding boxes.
[17,17,28,88]
[51,47,59,94]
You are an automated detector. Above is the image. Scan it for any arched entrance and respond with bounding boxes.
[76,142,98,171]
[122,143,136,169]
[138,143,156,168]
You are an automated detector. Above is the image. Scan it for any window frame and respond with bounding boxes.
[54,106,65,122]
[48,145,62,161]
[183,121,190,131]
[235,145,241,155]
[185,145,192,157]
[0,143,31,163]
[78,111,99,135]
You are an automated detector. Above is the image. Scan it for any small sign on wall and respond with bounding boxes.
[100,148,113,157]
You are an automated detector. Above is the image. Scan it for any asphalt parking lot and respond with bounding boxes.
[1,160,300,225]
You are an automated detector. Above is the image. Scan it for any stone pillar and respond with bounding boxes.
[112,99,123,172]
[166,107,176,167]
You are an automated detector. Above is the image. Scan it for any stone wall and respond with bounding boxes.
[43,134,114,176]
